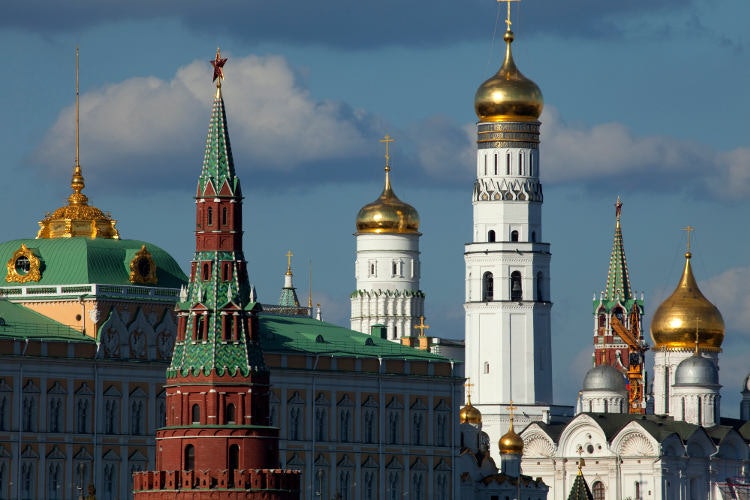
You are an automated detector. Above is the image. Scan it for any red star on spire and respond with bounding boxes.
[211,48,228,83]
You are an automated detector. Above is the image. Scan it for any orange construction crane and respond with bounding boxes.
[610,304,649,414]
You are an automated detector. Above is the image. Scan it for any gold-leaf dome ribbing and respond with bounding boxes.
[498,419,524,455]
[356,165,420,235]
[37,164,120,239]
[459,395,482,425]
[650,252,724,351]
[474,30,543,122]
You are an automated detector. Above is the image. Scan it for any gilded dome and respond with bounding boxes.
[650,252,724,352]
[474,30,543,123]
[498,419,524,455]
[459,395,482,425]
[356,166,419,235]
[37,165,119,239]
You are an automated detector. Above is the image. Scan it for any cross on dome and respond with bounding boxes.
[682,225,695,253]
[380,134,394,171]
[498,0,521,31]
[286,250,294,275]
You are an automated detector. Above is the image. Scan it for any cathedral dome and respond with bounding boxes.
[474,30,543,123]
[674,354,719,386]
[582,365,627,392]
[498,420,524,455]
[356,166,419,235]
[650,252,724,352]
[459,396,482,425]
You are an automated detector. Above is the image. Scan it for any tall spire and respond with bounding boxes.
[169,50,259,378]
[604,197,633,301]
[36,47,119,240]
[279,251,301,308]
[198,48,239,199]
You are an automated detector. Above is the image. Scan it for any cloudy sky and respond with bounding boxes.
[2,1,748,415]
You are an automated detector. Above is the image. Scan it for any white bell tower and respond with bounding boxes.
[464,2,562,460]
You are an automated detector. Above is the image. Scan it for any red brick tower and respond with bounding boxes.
[133,49,300,499]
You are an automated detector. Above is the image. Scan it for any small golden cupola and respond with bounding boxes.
[474,3,543,123]
[355,135,420,235]
[498,402,524,455]
[37,48,119,240]
[650,249,724,352]
[459,394,483,425]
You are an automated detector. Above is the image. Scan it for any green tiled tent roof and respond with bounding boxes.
[0,300,89,341]
[567,470,594,500]
[0,238,187,288]
[259,313,451,361]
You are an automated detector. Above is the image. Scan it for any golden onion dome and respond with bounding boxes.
[37,164,120,239]
[650,252,724,351]
[356,165,419,235]
[474,30,543,123]
[459,395,482,425]
[498,419,524,455]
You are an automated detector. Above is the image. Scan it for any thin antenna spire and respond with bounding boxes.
[308,259,313,310]
[75,47,80,168]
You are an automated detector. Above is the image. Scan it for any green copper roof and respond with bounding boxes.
[0,300,89,341]
[169,85,261,379]
[197,88,241,197]
[604,198,632,302]
[0,238,187,289]
[259,313,450,362]
[567,470,594,500]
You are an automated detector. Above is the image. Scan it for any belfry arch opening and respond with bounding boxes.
[482,272,494,302]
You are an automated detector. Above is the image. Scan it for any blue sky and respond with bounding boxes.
[2,1,749,415]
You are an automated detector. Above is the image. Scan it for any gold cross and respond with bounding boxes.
[414,315,430,337]
[380,134,394,169]
[465,378,474,396]
[682,225,694,252]
[498,0,521,31]
[286,250,293,274]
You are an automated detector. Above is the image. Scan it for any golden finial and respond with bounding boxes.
[498,0,521,32]
[576,445,586,473]
[414,316,430,337]
[507,400,516,423]
[694,319,701,354]
[285,250,293,276]
[465,378,474,402]
[380,134,394,172]
[682,225,695,254]
[615,196,622,220]
[69,47,88,206]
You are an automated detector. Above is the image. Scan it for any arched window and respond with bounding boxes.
[511,271,522,301]
[494,154,498,175]
[488,230,496,242]
[191,404,200,424]
[228,444,239,487]
[226,404,236,424]
[207,207,213,226]
[506,153,511,175]
[536,272,544,301]
[196,315,205,341]
[222,206,228,226]
[592,481,605,500]
[202,263,210,280]
[511,230,519,242]
[531,231,536,242]
[184,444,195,471]
[482,272,494,302]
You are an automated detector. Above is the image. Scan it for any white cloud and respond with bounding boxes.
[31,54,750,200]
[541,107,750,199]
[32,54,379,188]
